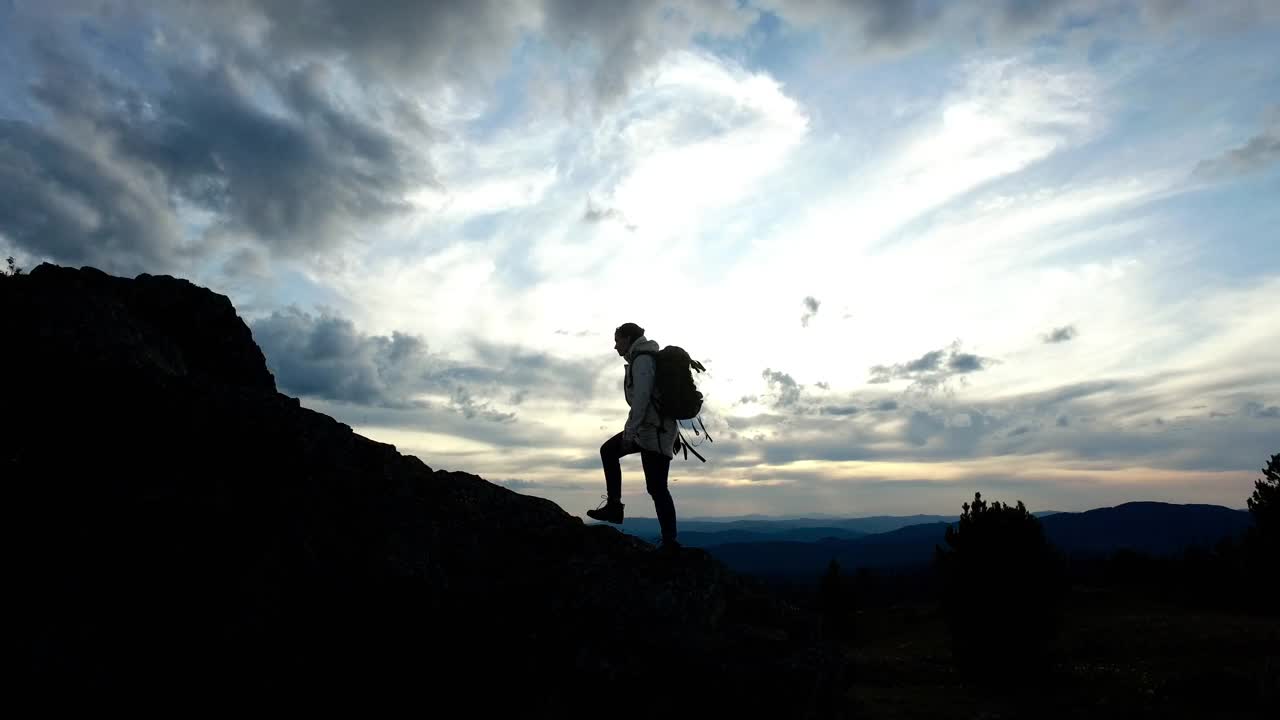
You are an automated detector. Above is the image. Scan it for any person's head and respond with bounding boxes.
[613,322,644,357]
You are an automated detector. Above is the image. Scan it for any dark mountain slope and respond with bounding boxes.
[3,264,841,715]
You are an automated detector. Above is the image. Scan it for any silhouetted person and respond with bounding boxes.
[587,322,680,550]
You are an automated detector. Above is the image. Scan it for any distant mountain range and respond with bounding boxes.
[614,511,1060,545]
[615,514,961,543]
[601,503,1252,582]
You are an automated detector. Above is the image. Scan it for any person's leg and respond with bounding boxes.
[599,431,637,502]
[589,433,639,523]
[641,450,677,542]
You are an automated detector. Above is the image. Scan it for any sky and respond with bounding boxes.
[2,0,1277,519]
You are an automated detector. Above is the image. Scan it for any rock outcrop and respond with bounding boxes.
[4,265,842,715]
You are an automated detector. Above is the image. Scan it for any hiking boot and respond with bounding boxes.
[586,497,624,524]
[654,538,682,554]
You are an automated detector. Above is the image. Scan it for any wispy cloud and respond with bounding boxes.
[1192,109,1280,180]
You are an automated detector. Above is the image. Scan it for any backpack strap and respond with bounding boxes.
[677,431,706,462]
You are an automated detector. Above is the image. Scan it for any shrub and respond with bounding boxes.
[935,492,1065,682]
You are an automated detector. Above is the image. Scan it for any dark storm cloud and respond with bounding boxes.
[251,308,608,421]
[216,0,527,88]
[759,0,944,54]
[762,0,1280,59]
[194,0,762,107]
[0,117,182,275]
[1044,325,1078,343]
[252,308,444,409]
[0,1,764,273]
[0,24,430,273]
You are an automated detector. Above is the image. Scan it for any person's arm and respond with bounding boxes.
[624,354,655,441]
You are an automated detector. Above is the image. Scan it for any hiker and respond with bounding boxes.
[587,322,680,550]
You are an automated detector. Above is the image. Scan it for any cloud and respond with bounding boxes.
[904,409,947,446]
[948,353,986,372]
[0,116,183,275]
[1245,401,1280,419]
[540,0,759,107]
[820,404,860,416]
[875,399,899,411]
[0,2,764,275]
[761,368,802,409]
[868,341,996,390]
[1192,111,1280,180]
[0,28,432,274]
[582,200,634,229]
[762,0,1280,59]
[199,0,532,91]
[1141,0,1280,29]
[1022,380,1122,411]
[1043,325,1079,343]
[251,308,605,420]
[494,478,587,492]
[176,0,762,110]
[448,385,516,423]
[252,308,433,409]
[801,296,820,327]
[757,0,946,56]
[465,338,612,405]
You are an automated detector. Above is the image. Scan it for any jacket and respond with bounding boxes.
[623,336,679,459]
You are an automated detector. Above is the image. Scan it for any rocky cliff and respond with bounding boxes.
[4,264,842,715]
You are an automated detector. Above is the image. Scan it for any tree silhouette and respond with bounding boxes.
[935,492,1064,682]
[1247,452,1279,540]
[3,257,23,276]
[1244,452,1280,610]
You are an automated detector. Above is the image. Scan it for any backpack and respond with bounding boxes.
[632,346,713,461]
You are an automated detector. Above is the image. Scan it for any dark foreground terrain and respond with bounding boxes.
[4,264,842,715]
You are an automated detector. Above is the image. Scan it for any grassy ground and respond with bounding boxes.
[841,587,1280,719]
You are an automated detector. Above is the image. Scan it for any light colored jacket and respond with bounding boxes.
[623,336,679,459]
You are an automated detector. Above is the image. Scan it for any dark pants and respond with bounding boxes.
[600,431,677,542]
